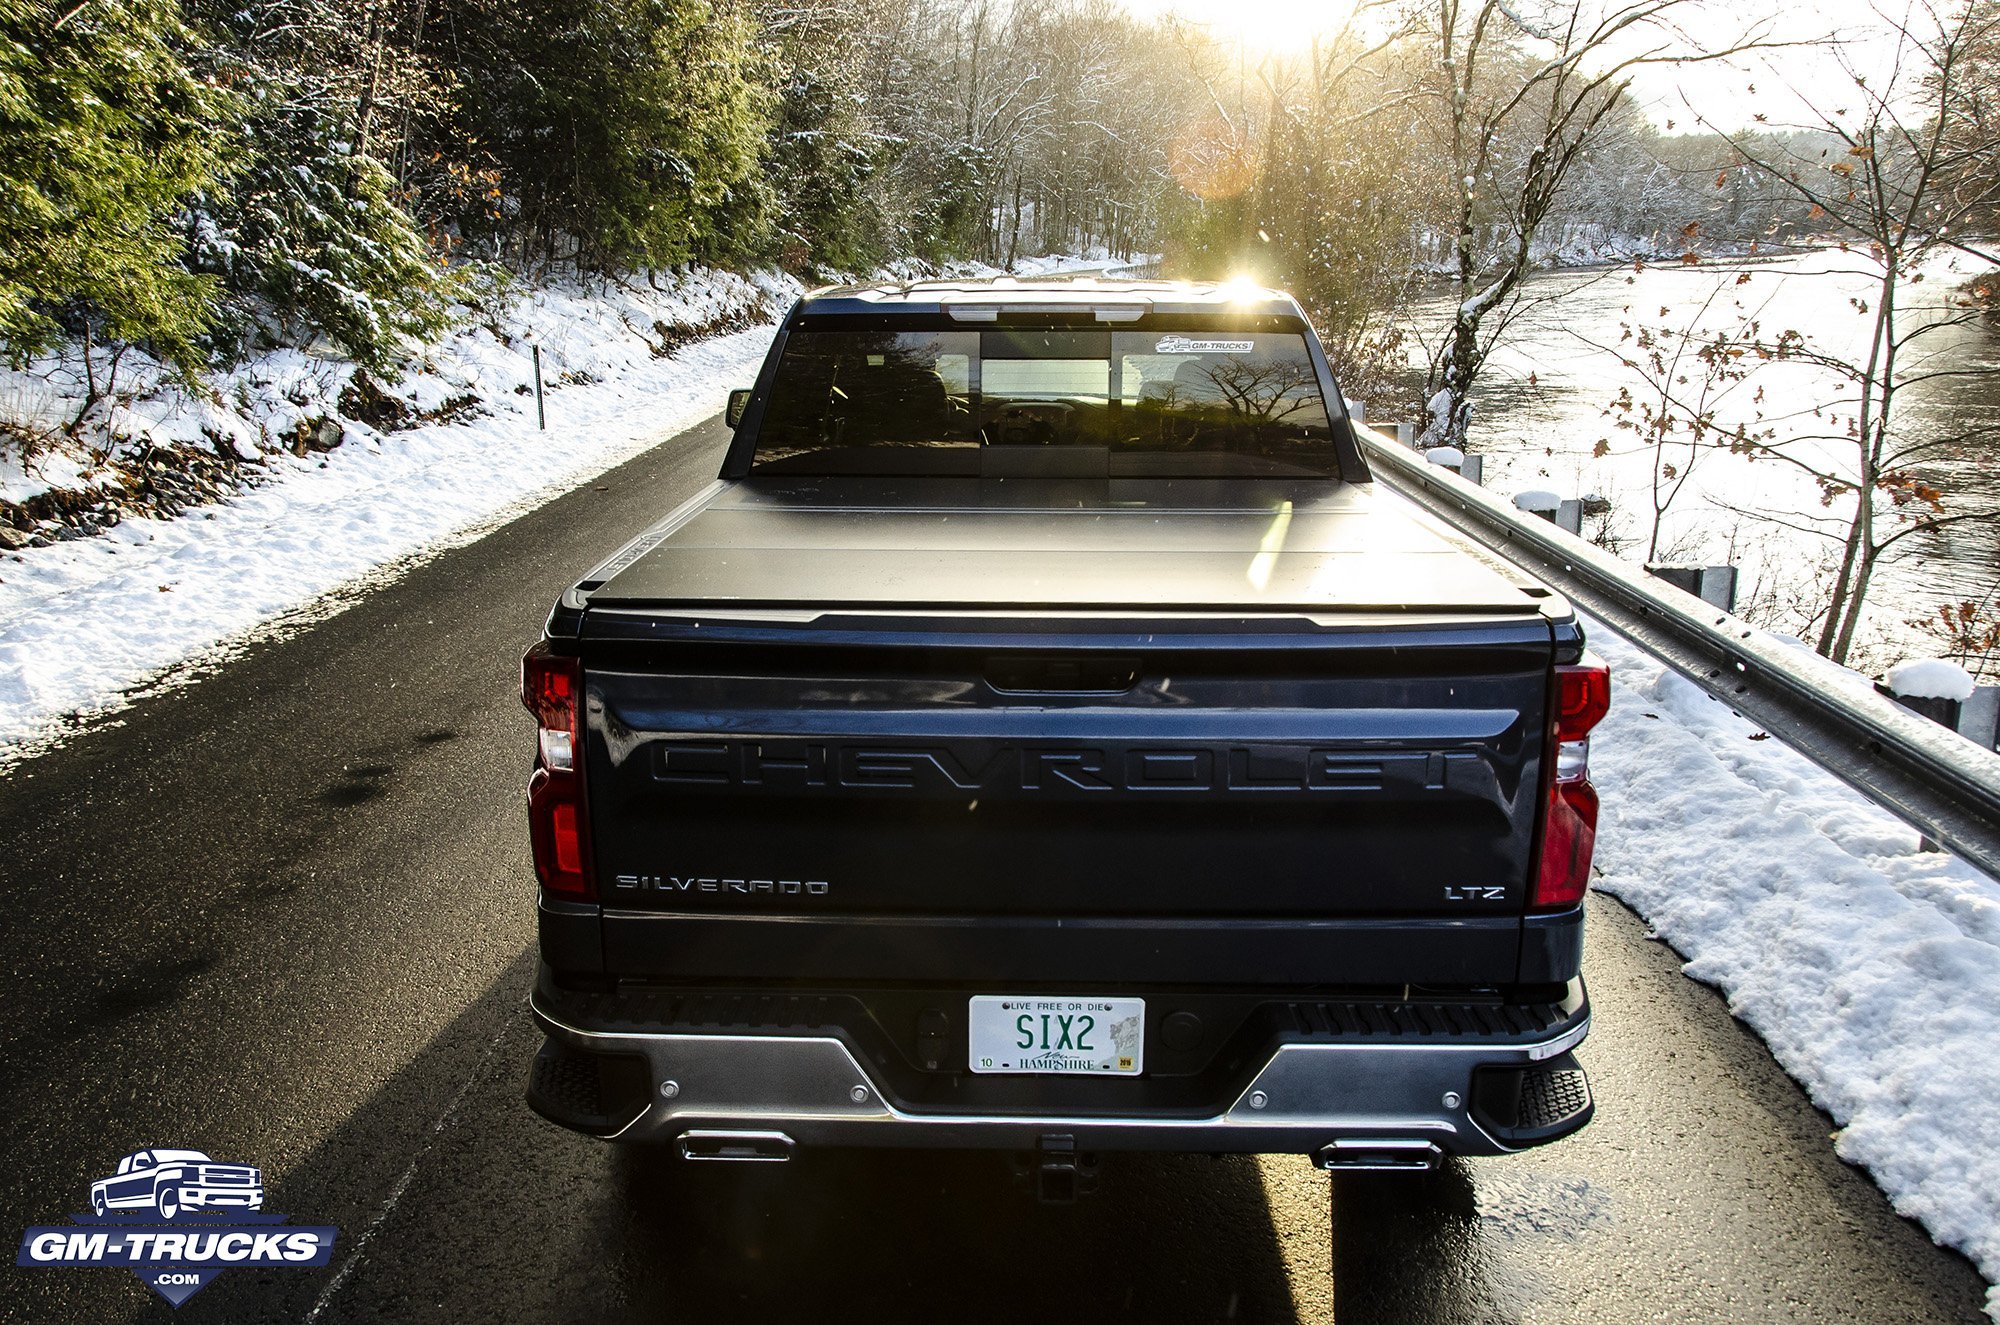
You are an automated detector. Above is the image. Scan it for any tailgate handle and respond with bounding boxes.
[985,654,1139,695]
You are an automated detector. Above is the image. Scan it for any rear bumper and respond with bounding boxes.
[526,978,1594,1159]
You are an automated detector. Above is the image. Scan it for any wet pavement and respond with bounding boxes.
[0,414,1987,1323]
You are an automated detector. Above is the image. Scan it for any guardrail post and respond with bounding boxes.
[1646,564,1738,612]
[1424,446,1465,475]
[1961,686,1999,752]
[1459,453,1482,486]
[1699,565,1737,612]
[1882,660,1971,730]
[1555,499,1583,535]
[1882,658,1976,853]
[1647,566,1701,597]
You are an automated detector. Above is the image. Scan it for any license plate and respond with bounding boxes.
[967,997,1145,1075]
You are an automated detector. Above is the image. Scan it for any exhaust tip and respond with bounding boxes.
[677,1129,795,1163]
[1316,1139,1442,1172]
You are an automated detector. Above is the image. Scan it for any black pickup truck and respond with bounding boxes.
[522,278,1608,1186]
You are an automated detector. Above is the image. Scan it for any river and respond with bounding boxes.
[1395,248,2000,668]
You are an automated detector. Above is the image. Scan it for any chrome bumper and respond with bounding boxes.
[529,992,1591,1159]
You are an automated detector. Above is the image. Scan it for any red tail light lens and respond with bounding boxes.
[1554,656,1611,742]
[1536,779,1599,909]
[523,643,591,897]
[1533,653,1610,910]
[523,647,578,733]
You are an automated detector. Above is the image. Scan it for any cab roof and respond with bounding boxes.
[796,277,1306,322]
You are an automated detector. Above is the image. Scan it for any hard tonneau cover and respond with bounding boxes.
[550,481,1581,992]
[580,478,1554,618]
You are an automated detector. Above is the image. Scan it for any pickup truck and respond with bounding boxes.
[521,278,1607,1191]
[90,1150,264,1219]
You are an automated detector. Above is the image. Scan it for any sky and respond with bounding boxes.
[1117,0,1935,132]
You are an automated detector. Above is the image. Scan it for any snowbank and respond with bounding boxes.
[1587,621,2000,1320]
[0,267,799,761]
[1887,658,1978,703]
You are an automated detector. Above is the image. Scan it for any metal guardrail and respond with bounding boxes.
[1355,424,2000,882]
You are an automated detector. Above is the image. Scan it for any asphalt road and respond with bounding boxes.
[0,413,1988,1324]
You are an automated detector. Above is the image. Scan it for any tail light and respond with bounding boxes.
[1533,651,1610,910]
[523,642,592,897]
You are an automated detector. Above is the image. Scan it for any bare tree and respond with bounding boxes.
[1696,0,2000,663]
[1416,0,1779,448]
[1579,277,1780,560]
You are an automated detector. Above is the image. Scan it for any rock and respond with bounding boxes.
[0,525,27,550]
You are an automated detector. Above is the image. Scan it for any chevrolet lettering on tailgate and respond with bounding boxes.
[654,740,1491,797]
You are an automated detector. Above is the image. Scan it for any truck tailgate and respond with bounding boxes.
[579,617,1556,988]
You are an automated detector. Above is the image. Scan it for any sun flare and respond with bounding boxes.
[1123,0,1363,53]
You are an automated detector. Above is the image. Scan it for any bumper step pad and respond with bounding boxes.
[526,1037,651,1136]
[1468,1052,1594,1147]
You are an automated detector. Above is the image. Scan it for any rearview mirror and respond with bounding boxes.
[726,388,752,429]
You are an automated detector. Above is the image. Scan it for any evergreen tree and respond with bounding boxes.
[0,0,232,371]
[762,46,887,273]
[186,0,450,371]
[437,0,774,271]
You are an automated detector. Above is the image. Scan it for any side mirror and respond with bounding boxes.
[726,388,752,429]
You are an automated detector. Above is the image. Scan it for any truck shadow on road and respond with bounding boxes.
[597,1144,1310,1323]
[153,954,1319,1325]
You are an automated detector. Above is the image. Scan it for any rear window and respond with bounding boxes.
[751,327,1340,477]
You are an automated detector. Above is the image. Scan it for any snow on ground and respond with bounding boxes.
[977,247,1159,279]
[0,267,799,762]
[1587,620,2000,1319]
[1001,245,1122,277]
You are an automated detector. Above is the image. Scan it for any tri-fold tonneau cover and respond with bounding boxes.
[584,477,1552,617]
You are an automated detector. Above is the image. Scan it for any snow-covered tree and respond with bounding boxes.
[0,0,232,375]
[187,0,450,370]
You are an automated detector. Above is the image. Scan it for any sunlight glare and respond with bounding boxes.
[1218,274,1264,303]
[1124,0,1363,53]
